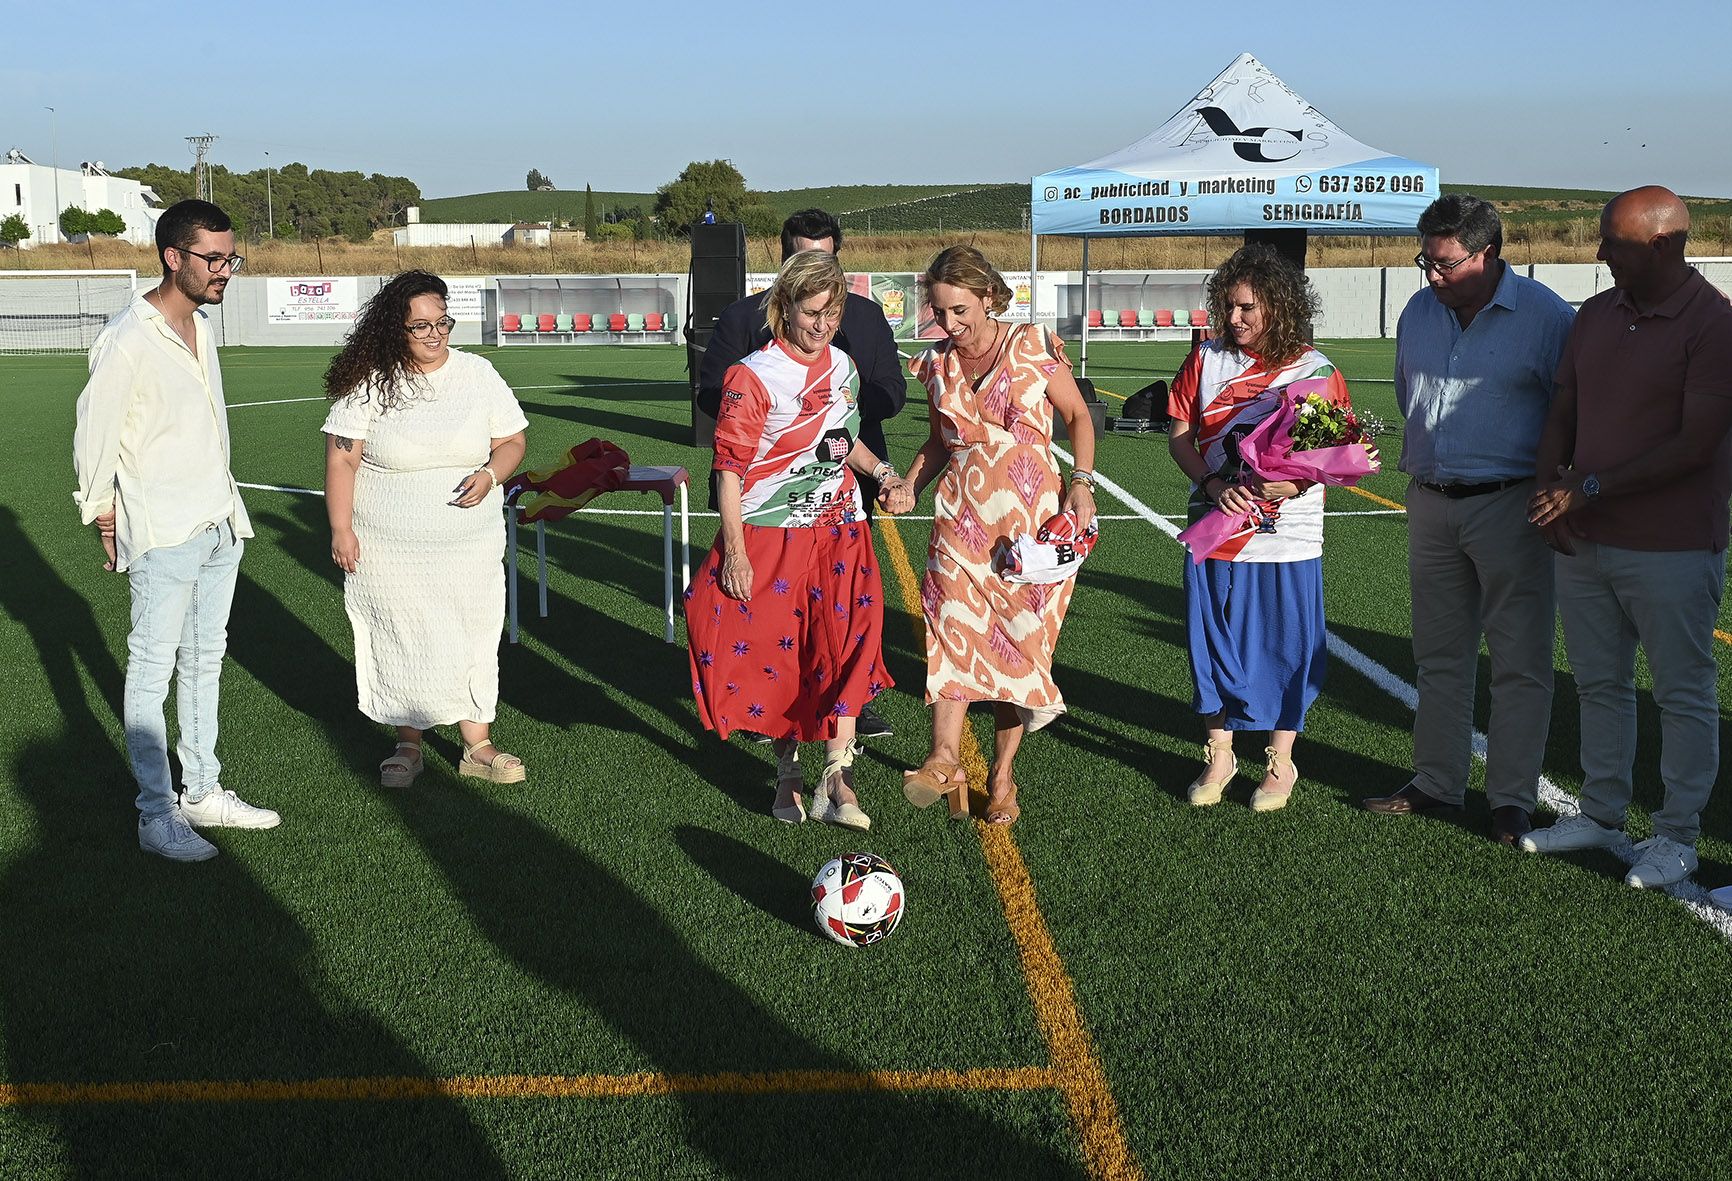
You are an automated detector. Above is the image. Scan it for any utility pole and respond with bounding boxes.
[186,134,217,203]
[264,150,273,238]
[45,107,60,244]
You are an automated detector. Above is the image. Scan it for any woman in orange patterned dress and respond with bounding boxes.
[892,247,1098,826]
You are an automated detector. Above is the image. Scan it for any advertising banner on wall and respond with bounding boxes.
[442,278,486,322]
[267,277,360,324]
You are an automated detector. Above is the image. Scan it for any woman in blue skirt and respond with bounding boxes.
[1166,244,1352,811]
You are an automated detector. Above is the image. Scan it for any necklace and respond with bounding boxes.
[956,323,1003,381]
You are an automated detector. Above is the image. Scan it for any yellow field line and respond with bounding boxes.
[1344,484,1405,511]
[0,1067,1054,1109]
[876,519,1143,1181]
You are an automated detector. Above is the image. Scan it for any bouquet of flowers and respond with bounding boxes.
[1177,377,1381,564]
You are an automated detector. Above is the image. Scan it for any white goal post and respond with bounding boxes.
[0,270,138,355]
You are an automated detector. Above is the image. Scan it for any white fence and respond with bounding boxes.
[132,262,1727,351]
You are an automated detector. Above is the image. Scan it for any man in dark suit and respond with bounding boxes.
[697,208,907,737]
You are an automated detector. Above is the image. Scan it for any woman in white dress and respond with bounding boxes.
[321,271,529,786]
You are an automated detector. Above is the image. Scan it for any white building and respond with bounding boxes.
[2,150,161,248]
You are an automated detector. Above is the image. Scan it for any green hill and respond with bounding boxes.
[424,182,1730,235]
[421,184,998,227]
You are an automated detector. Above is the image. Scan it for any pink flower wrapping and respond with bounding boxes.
[1177,377,1380,564]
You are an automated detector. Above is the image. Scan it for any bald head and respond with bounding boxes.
[1598,185,1693,304]
[1606,185,1690,248]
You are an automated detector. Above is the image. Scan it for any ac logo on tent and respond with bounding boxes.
[1195,107,1304,163]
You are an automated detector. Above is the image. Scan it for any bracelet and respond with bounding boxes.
[1201,474,1225,502]
[1068,469,1096,488]
[478,466,498,488]
[872,460,898,482]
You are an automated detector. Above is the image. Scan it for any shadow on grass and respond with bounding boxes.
[212,507,1082,1175]
[522,396,690,448]
[673,826,820,938]
[0,508,507,1178]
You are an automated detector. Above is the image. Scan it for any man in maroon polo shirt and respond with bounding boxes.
[1524,186,1732,889]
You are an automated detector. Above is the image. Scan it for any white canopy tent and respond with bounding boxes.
[1029,53,1439,372]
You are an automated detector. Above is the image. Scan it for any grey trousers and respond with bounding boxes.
[1556,540,1725,845]
[1407,480,1556,809]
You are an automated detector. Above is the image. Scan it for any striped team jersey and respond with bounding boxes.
[714,340,863,528]
[1169,340,1350,563]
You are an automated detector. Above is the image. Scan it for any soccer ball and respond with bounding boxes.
[810,852,905,948]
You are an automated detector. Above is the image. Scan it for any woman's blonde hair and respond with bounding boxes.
[921,245,1012,315]
[764,249,847,343]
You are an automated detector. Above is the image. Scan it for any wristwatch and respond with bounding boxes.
[1581,473,1602,500]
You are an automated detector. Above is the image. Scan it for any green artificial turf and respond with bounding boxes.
[2,340,1730,1180]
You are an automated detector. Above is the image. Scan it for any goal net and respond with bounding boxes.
[0,270,138,355]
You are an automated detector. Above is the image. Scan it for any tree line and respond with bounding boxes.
[113,163,421,243]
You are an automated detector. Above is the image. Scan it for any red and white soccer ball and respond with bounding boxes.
[810,852,905,948]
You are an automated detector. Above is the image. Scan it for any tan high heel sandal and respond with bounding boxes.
[903,759,969,820]
[1186,738,1236,806]
[1250,747,1297,812]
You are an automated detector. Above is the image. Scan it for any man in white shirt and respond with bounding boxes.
[73,199,280,861]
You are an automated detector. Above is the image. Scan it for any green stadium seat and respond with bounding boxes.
[663,313,677,334]
[626,313,645,332]
[591,313,611,334]
[556,313,573,333]
[1137,309,1154,327]
[1174,309,1191,326]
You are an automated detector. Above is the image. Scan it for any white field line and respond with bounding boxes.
[1053,443,1732,942]
[230,397,325,408]
[229,381,685,409]
[228,485,1403,526]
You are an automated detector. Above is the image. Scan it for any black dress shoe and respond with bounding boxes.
[1363,782,1461,815]
[1490,806,1533,846]
[856,701,893,739]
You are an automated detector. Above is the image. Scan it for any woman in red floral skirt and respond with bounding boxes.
[687,250,911,829]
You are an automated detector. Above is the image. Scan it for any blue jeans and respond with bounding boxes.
[124,522,244,819]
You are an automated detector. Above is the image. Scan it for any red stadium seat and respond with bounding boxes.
[1193,309,1209,326]
[1086,309,1103,328]
[1155,309,1175,327]
[609,314,627,332]
[537,314,556,333]
[1118,309,1137,327]
[502,314,520,333]
[645,312,664,331]
[573,314,592,332]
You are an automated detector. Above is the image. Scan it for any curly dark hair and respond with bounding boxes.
[1205,243,1319,367]
[323,270,449,409]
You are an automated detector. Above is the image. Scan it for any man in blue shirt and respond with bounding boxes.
[1363,194,1575,845]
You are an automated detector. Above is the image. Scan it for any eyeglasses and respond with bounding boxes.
[1414,247,1483,275]
[175,247,246,274]
[406,316,456,338]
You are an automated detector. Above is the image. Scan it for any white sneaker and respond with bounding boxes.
[179,788,281,830]
[1518,812,1623,855]
[139,812,218,862]
[1624,836,1698,889]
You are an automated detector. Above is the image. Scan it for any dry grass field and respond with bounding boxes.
[9,227,1706,280]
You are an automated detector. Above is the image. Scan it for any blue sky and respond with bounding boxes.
[8,0,1729,200]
